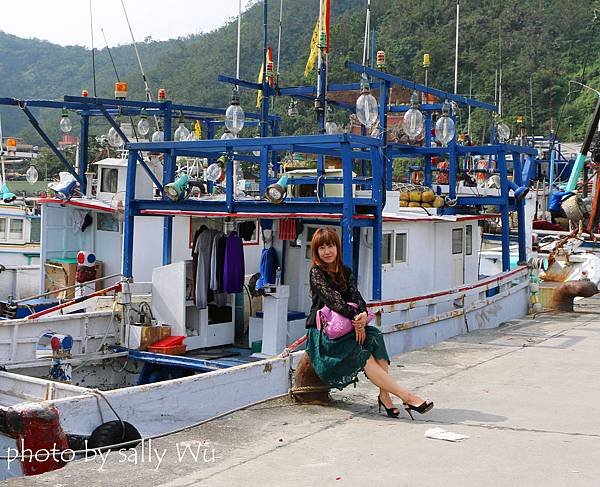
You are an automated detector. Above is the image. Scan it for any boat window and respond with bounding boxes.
[97,213,119,232]
[30,218,41,243]
[395,232,407,263]
[382,233,392,265]
[0,217,5,237]
[465,225,473,255]
[452,228,463,255]
[9,219,23,240]
[100,168,119,193]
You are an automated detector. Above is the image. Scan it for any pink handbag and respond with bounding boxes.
[316,303,375,340]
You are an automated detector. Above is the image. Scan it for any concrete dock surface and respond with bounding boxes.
[5,295,600,487]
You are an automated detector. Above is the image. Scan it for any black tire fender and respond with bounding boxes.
[88,420,141,450]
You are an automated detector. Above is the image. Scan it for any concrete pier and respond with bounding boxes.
[6,295,600,486]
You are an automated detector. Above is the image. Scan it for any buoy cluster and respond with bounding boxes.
[397,184,445,209]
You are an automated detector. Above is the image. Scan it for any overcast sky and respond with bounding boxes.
[0,0,255,48]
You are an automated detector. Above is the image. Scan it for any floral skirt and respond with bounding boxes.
[305,325,390,390]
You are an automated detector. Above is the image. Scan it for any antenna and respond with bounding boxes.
[89,0,97,97]
[454,0,459,95]
[101,28,121,82]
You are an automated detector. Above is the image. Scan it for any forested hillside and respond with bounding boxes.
[1,0,599,143]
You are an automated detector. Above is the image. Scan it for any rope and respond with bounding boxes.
[289,385,330,394]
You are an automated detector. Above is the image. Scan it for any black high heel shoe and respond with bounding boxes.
[403,401,434,420]
[377,395,400,418]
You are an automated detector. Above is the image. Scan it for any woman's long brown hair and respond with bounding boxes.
[311,227,346,288]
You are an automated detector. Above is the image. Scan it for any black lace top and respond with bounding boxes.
[306,265,367,328]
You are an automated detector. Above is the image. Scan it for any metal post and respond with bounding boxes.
[162,101,174,266]
[78,114,89,194]
[512,151,527,264]
[260,0,270,138]
[498,150,510,271]
[378,80,390,190]
[340,142,354,268]
[226,153,234,213]
[122,149,139,278]
[424,113,432,187]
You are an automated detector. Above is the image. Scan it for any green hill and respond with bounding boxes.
[1,0,599,146]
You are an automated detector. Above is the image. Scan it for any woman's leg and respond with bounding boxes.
[374,359,395,408]
[364,356,425,406]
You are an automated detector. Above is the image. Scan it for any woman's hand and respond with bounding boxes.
[353,312,368,345]
[352,312,368,327]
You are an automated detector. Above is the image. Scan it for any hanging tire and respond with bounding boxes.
[88,420,141,450]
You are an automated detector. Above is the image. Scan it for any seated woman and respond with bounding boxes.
[305,227,433,419]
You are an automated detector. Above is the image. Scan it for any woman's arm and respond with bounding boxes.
[310,267,359,319]
[345,268,367,313]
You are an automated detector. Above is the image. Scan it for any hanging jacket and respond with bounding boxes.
[256,246,279,289]
[223,232,245,293]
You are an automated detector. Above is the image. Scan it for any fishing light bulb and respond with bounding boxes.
[174,123,190,142]
[221,130,235,140]
[225,88,245,136]
[325,121,339,134]
[402,91,424,140]
[356,73,379,129]
[287,99,299,117]
[137,112,150,136]
[151,130,164,142]
[107,126,124,148]
[497,121,510,141]
[435,100,455,146]
[186,131,197,141]
[26,165,39,184]
[174,112,190,142]
[59,108,72,134]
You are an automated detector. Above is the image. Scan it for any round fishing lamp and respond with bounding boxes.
[325,121,339,135]
[137,109,150,136]
[26,164,39,185]
[265,174,289,204]
[59,108,72,134]
[205,163,223,182]
[164,174,189,201]
[107,123,124,148]
[151,130,164,143]
[497,121,511,142]
[174,112,190,142]
[402,91,424,140]
[356,73,379,129]
[435,100,455,146]
[287,98,299,117]
[225,88,245,136]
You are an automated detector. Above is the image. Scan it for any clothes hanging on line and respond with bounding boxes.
[256,246,279,289]
[238,221,256,241]
[224,232,245,293]
[278,219,297,241]
[195,228,219,309]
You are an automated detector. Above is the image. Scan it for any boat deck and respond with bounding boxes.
[10,294,600,486]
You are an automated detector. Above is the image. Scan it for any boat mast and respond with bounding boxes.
[453,0,459,95]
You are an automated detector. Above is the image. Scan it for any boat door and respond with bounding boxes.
[451,227,465,287]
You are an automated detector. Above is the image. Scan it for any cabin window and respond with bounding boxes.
[395,232,407,263]
[382,233,392,265]
[30,219,41,243]
[100,168,119,193]
[0,218,6,237]
[452,228,463,255]
[9,218,23,240]
[465,225,473,255]
[97,213,119,232]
